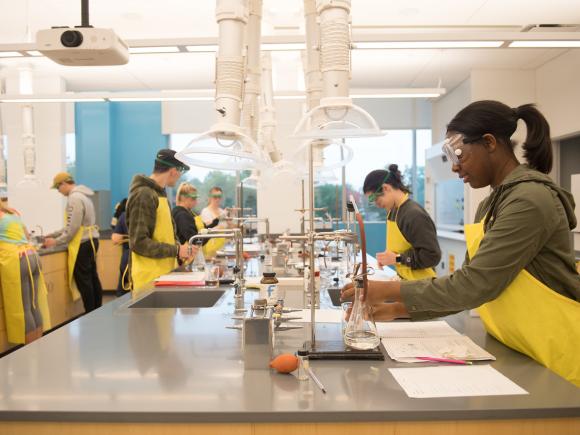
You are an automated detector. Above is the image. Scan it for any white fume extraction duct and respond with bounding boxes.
[19,65,38,187]
[240,0,264,189]
[292,0,353,171]
[293,0,380,139]
[259,52,281,164]
[177,0,267,171]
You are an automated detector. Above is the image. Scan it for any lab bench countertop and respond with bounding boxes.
[0,280,578,425]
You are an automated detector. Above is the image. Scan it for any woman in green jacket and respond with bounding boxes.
[342,100,580,385]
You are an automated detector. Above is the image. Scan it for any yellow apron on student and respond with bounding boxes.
[131,197,177,293]
[465,218,580,386]
[66,222,98,301]
[198,214,225,258]
[0,242,51,344]
[387,195,437,281]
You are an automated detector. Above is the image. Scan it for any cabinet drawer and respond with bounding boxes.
[40,252,67,274]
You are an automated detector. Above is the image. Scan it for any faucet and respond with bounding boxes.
[241,217,270,242]
[189,228,245,309]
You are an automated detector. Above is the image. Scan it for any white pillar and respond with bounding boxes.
[1,66,68,233]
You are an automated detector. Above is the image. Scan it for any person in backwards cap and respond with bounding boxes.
[125,149,197,292]
[44,172,103,313]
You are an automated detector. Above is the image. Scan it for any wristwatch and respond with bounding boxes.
[395,254,402,264]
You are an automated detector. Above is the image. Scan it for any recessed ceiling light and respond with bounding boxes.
[129,46,180,54]
[509,40,580,48]
[355,41,504,49]
[185,45,219,52]
[0,98,106,103]
[0,51,24,58]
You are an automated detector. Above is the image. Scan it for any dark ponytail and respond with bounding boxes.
[447,100,553,174]
[362,165,411,194]
[386,164,411,193]
[514,104,553,174]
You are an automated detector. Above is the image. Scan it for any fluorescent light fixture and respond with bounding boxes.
[261,43,306,51]
[352,93,441,98]
[509,40,580,48]
[25,51,43,56]
[0,51,24,58]
[0,98,105,103]
[129,46,180,54]
[108,96,213,102]
[185,45,218,52]
[356,41,504,49]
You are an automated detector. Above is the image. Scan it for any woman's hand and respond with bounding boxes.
[371,302,410,321]
[340,279,402,304]
[376,250,398,267]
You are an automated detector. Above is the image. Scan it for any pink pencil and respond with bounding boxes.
[417,356,473,365]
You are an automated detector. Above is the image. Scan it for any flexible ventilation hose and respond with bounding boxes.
[320,20,350,73]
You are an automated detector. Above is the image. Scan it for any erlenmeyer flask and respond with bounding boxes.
[344,278,380,350]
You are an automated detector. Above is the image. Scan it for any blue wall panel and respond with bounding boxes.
[75,101,168,215]
[109,102,168,210]
[74,102,111,191]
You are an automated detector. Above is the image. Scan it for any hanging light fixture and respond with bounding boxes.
[176,0,268,171]
[293,0,381,139]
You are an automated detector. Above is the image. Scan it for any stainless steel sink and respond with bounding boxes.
[128,290,226,309]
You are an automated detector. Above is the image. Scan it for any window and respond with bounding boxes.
[65,133,76,178]
[318,129,431,222]
[169,134,257,216]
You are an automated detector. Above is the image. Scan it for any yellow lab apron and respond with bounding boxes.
[131,197,177,293]
[67,224,98,301]
[199,213,226,258]
[465,218,580,386]
[0,242,51,344]
[387,195,437,281]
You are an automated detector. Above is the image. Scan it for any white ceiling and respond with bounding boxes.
[0,0,579,93]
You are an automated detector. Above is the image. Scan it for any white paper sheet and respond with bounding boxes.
[376,321,461,338]
[382,335,496,362]
[289,309,342,323]
[389,365,528,398]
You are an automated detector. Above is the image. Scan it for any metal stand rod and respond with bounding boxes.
[309,141,316,345]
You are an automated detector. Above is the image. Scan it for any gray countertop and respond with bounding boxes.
[0,278,578,423]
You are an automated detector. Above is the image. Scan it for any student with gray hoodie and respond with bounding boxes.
[342,101,580,385]
[44,172,102,313]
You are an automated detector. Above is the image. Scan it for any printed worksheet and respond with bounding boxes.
[376,320,461,338]
[382,335,495,362]
[389,365,528,398]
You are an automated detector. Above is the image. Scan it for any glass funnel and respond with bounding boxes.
[344,278,380,350]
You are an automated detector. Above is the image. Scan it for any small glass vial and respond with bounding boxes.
[296,349,310,381]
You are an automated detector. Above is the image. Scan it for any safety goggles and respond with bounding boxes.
[367,173,390,203]
[184,193,198,200]
[441,133,483,165]
[209,194,223,199]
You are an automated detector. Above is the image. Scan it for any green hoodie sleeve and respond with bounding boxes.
[400,182,558,320]
[126,187,178,259]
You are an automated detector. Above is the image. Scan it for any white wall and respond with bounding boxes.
[1,68,67,233]
[536,50,580,140]
[431,78,471,143]
[357,98,431,130]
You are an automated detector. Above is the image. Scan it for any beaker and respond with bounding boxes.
[344,278,380,350]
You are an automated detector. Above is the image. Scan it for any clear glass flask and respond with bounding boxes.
[344,278,380,350]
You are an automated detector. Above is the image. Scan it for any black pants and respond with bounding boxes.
[116,247,130,297]
[73,239,103,313]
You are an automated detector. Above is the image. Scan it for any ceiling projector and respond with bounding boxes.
[36,27,129,66]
